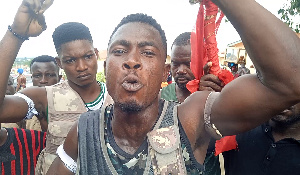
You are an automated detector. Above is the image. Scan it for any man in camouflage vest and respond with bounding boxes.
[48,0,300,174]
[0,0,109,174]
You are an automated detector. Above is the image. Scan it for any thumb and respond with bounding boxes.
[39,0,54,14]
[203,62,212,75]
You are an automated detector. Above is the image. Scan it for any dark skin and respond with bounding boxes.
[159,44,223,103]
[31,61,61,131]
[0,80,16,145]
[270,103,300,142]
[46,0,300,174]
[0,0,101,131]
[31,61,61,87]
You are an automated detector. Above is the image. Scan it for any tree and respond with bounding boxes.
[278,0,300,33]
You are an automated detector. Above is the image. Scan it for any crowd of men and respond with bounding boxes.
[0,0,300,174]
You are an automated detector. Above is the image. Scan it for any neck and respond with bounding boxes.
[68,80,100,103]
[112,99,160,154]
[269,120,300,142]
[175,84,191,103]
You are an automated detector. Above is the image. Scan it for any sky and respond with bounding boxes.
[0,0,288,58]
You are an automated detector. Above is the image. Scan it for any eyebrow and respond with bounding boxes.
[62,50,94,59]
[111,40,158,49]
[171,60,191,64]
[111,40,131,48]
[138,41,157,49]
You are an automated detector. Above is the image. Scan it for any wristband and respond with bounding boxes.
[8,25,29,41]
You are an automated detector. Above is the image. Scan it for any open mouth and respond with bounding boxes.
[122,76,143,92]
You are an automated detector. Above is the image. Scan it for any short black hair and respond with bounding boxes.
[52,22,93,53]
[30,55,59,73]
[108,13,167,57]
[171,32,191,49]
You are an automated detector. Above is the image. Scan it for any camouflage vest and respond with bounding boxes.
[77,100,204,174]
[35,81,87,175]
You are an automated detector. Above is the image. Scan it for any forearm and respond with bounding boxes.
[16,84,20,92]
[47,157,75,175]
[214,0,300,96]
[0,31,24,104]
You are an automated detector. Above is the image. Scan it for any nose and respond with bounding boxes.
[176,64,187,75]
[39,75,48,84]
[122,51,142,70]
[76,58,88,72]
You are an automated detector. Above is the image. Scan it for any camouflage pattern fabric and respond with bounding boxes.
[35,81,87,175]
[102,101,204,175]
[148,126,187,175]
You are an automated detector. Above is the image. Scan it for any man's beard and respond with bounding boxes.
[116,101,143,113]
[177,83,187,90]
[271,113,300,126]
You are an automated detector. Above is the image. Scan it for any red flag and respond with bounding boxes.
[187,0,237,155]
[215,135,238,156]
[187,0,233,93]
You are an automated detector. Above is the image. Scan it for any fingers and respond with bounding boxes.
[39,0,54,14]
[22,0,41,13]
[199,74,224,92]
[37,14,47,31]
[201,73,223,85]
[199,80,222,92]
[199,86,214,92]
[22,0,53,14]
[203,62,212,75]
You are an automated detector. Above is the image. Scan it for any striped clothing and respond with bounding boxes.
[0,128,46,175]
[85,82,107,111]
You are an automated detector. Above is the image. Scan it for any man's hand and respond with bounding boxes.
[199,62,224,92]
[11,0,54,38]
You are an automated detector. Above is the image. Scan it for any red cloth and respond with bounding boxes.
[188,0,237,154]
[190,3,205,81]
[187,0,233,94]
[215,135,238,156]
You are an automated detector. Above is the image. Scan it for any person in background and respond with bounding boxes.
[16,68,26,92]
[236,61,250,77]
[205,102,300,175]
[160,32,223,103]
[26,55,61,131]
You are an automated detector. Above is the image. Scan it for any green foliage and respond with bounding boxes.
[13,57,33,67]
[96,71,106,83]
[278,0,300,33]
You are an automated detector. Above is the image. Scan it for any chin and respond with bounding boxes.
[271,114,300,125]
[115,101,143,113]
[177,83,187,90]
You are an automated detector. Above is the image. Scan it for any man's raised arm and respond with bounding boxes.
[0,0,53,122]
[212,0,300,135]
[182,0,300,136]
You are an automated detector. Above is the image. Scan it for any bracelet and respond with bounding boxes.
[8,25,29,41]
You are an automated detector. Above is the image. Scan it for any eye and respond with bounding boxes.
[64,58,76,64]
[32,74,41,78]
[141,50,155,57]
[112,49,127,55]
[85,54,94,59]
[172,62,179,67]
[46,73,57,77]
[185,63,191,68]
